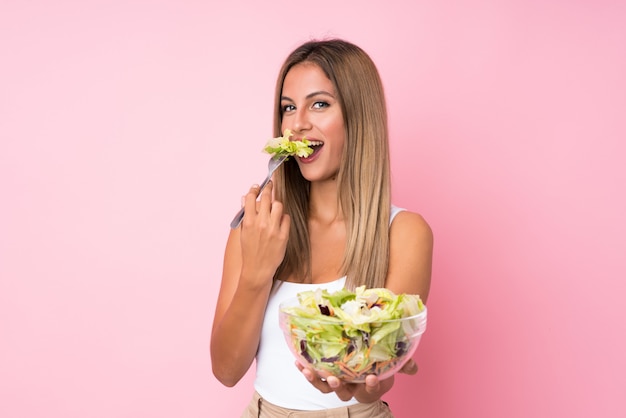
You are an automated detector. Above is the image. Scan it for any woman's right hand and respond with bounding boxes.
[211,180,290,386]
[239,181,290,288]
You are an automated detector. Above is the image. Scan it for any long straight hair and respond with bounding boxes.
[272,39,391,290]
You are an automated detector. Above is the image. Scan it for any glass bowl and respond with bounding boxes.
[279,293,427,383]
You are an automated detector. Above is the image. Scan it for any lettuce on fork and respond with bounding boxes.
[263,129,313,158]
[280,286,427,382]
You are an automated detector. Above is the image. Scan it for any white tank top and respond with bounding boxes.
[253,206,405,409]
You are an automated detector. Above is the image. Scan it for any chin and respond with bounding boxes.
[300,171,339,184]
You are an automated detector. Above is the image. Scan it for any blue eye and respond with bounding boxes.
[282,104,296,113]
[312,101,329,109]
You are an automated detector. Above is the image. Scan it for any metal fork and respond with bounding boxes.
[229,154,289,229]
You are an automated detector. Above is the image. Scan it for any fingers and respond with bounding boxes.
[296,363,403,403]
[363,374,381,394]
[326,376,356,401]
[242,181,281,227]
[258,181,274,215]
[399,359,419,375]
[242,184,261,223]
[295,363,357,401]
[239,181,289,279]
[296,363,335,394]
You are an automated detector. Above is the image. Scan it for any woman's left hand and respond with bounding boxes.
[296,359,418,402]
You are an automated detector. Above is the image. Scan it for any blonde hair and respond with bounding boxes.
[273,39,391,290]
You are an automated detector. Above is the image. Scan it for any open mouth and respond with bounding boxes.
[302,140,323,159]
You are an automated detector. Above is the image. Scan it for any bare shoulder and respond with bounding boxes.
[391,210,433,243]
[386,210,433,301]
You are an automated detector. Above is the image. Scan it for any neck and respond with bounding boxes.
[308,179,343,224]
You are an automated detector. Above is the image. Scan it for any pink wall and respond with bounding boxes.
[1,1,625,417]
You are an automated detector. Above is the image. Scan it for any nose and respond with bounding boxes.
[293,108,311,134]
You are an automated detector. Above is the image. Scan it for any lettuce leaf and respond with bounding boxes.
[263,129,313,158]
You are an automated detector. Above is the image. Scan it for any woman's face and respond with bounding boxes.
[280,62,345,182]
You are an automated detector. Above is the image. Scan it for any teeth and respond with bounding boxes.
[308,140,323,146]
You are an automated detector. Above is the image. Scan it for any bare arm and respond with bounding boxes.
[353,211,433,401]
[384,211,433,302]
[308,210,433,402]
[210,182,290,386]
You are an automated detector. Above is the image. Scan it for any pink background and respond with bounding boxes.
[1,1,625,417]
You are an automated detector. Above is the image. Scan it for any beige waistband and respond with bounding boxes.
[242,391,394,418]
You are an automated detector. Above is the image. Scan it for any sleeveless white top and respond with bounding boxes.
[253,206,405,410]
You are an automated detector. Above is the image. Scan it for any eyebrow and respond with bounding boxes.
[281,90,336,102]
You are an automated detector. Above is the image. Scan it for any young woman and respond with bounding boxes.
[211,39,433,417]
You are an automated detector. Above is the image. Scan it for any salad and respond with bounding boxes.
[263,129,313,159]
[279,286,427,382]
